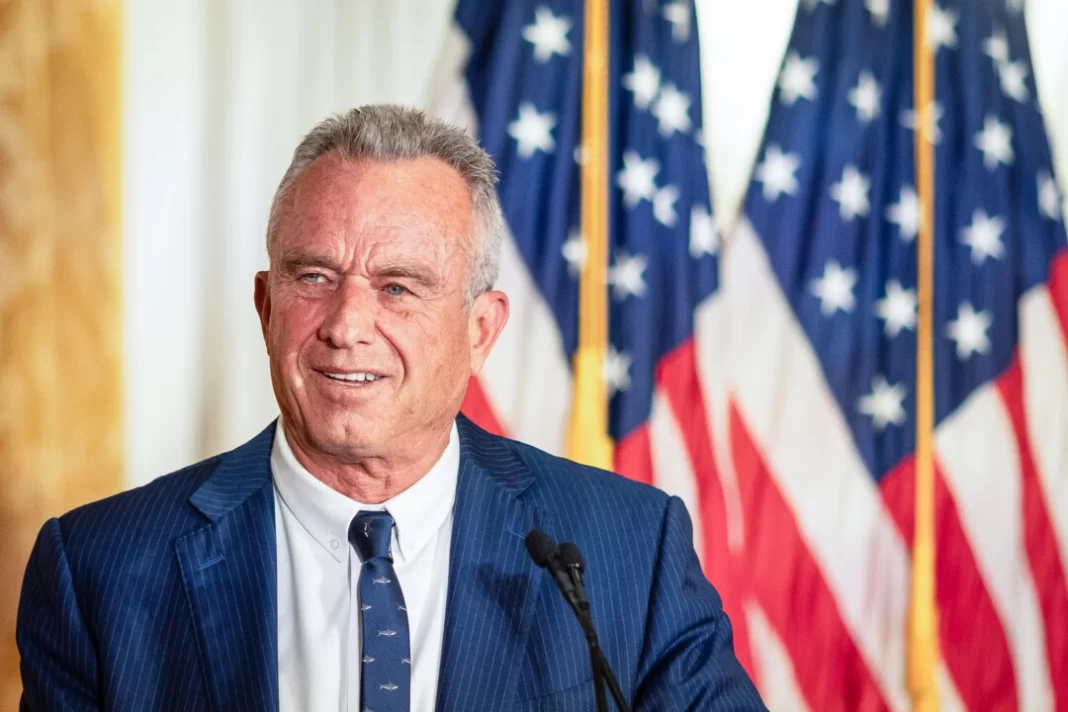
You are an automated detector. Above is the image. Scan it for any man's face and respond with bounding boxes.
[255,154,507,467]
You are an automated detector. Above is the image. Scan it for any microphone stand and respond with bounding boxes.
[525,532,631,712]
[558,546,630,712]
[574,595,608,712]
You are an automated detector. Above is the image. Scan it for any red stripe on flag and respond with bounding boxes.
[1048,251,1068,342]
[615,425,654,486]
[655,338,755,678]
[997,354,1068,707]
[879,457,1019,711]
[730,402,889,712]
[461,376,508,437]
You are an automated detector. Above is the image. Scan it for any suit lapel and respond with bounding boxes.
[175,424,279,712]
[435,417,545,710]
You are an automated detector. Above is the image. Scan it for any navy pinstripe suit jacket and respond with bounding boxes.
[18,416,765,711]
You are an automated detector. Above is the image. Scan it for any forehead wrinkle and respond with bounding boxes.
[272,155,478,285]
[362,232,449,287]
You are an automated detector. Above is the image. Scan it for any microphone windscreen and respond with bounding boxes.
[558,542,585,573]
[524,530,557,568]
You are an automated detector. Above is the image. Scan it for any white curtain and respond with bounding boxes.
[123,0,1068,486]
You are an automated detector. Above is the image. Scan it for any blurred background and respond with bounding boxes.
[2,0,1067,709]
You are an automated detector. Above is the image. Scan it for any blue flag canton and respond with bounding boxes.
[743,0,1067,479]
[456,0,716,442]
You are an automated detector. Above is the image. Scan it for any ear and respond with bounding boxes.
[467,289,509,375]
[254,271,272,349]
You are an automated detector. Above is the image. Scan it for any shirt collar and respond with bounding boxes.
[270,419,460,564]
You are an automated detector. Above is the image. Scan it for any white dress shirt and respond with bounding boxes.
[272,419,459,712]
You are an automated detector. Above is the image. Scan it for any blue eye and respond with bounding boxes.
[384,284,409,296]
[300,273,326,284]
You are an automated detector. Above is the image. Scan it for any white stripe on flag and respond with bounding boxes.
[694,290,746,553]
[935,384,1055,712]
[478,230,572,453]
[937,665,966,712]
[722,220,911,712]
[744,601,812,712]
[1020,286,1068,575]
[427,24,479,138]
[430,26,573,455]
[649,389,707,567]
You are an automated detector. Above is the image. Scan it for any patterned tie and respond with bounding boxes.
[349,510,411,712]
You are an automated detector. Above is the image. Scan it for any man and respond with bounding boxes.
[18,106,764,711]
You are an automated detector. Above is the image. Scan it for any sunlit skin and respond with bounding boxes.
[254,154,509,503]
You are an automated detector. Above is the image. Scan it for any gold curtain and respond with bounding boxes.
[0,0,122,706]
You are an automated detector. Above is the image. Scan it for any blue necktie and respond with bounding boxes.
[349,511,411,712]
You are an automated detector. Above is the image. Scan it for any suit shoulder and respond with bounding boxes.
[57,453,223,547]
[505,437,671,518]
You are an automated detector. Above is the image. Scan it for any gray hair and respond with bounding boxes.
[266,105,504,304]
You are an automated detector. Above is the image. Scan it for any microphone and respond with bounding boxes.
[524,531,632,712]
[524,531,585,613]
[557,542,584,572]
[524,530,557,568]
[557,542,589,614]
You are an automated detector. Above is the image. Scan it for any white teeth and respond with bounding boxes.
[325,372,379,383]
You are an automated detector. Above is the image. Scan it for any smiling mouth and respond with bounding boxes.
[321,371,383,384]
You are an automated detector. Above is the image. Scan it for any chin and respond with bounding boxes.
[307,415,380,456]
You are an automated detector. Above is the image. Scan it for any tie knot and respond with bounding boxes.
[349,510,395,562]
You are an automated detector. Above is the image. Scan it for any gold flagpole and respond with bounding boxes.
[566,0,614,469]
[908,0,940,709]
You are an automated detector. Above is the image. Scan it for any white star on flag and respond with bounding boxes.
[975,115,1014,170]
[866,0,890,26]
[562,230,587,277]
[875,280,918,338]
[617,151,659,207]
[603,344,632,396]
[1038,171,1063,221]
[754,144,801,201]
[926,5,958,53]
[811,260,858,316]
[608,251,649,301]
[858,376,907,430]
[653,185,680,227]
[961,209,1006,264]
[652,83,692,136]
[689,205,718,257]
[886,185,923,242]
[778,52,819,106]
[900,102,944,145]
[849,71,882,123]
[830,165,871,221]
[508,103,556,158]
[623,56,661,110]
[947,302,992,360]
[661,1,691,43]
[998,60,1029,102]
[522,7,572,63]
[983,27,1009,64]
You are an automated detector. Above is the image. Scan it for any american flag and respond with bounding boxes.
[431,0,1068,709]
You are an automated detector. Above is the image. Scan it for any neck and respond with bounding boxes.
[284,425,452,504]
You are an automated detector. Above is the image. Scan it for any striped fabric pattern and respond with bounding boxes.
[18,427,277,712]
[722,1,1068,709]
[434,0,1068,708]
[18,416,765,711]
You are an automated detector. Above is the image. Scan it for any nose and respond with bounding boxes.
[318,280,375,349]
